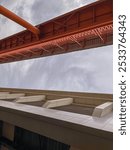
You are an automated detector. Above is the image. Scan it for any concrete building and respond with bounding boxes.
[0,88,113,150]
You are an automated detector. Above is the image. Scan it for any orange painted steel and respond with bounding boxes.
[0,5,40,36]
[0,0,113,63]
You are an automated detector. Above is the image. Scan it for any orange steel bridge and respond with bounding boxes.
[0,0,113,64]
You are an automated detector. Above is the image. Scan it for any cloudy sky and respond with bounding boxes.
[0,0,113,93]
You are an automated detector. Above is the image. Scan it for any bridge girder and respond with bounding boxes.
[0,0,113,64]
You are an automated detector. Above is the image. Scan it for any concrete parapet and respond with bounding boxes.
[92,102,113,117]
[0,93,25,100]
[15,95,46,103]
[0,92,10,95]
[43,98,73,108]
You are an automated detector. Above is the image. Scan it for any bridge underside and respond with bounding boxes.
[0,0,113,64]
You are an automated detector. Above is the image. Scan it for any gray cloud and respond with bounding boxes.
[0,0,113,93]
[31,0,95,24]
[0,46,113,93]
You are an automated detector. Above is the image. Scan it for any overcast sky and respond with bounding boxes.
[0,0,113,93]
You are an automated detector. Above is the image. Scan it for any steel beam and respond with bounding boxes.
[0,5,40,36]
[0,0,113,63]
